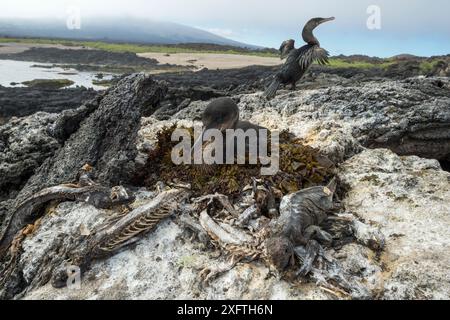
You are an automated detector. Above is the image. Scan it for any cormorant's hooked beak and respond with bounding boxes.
[319,17,335,25]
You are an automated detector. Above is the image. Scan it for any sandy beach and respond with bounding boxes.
[138,52,282,70]
[0,43,282,71]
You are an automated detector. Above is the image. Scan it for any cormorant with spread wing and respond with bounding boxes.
[264,17,335,99]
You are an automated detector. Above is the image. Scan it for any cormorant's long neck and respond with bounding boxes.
[301,17,334,45]
[302,24,320,46]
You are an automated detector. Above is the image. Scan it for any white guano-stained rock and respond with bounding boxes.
[337,149,450,299]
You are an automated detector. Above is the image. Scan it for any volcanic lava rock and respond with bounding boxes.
[0,85,98,120]
[233,76,450,164]
[1,70,449,300]
[0,112,60,202]
[0,73,167,252]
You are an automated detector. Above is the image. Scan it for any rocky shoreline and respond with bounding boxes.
[1,47,194,73]
[0,70,448,300]
[1,46,448,122]
[0,85,99,119]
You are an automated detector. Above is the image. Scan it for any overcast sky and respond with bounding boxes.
[2,0,449,57]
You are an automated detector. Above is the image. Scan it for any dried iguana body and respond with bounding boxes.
[197,210,266,283]
[265,178,338,275]
[92,188,189,255]
[0,175,136,298]
[193,193,239,217]
[193,182,371,298]
[192,181,324,276]
[186,183,274,282]
[0,183,134,257]
[51,188,190,288]
[260,178,375,298]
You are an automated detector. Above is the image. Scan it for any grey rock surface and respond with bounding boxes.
[234,77,450,163]
[20,148,450,299]
[164,77,449,164]
[337,149,450,299]
[20,195,329,300]
[0,112,60,202]
[0,85,98,120]
[0,73,167,255]
[1,73,449,300]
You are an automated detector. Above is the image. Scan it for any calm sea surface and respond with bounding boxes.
[0,59,112,90]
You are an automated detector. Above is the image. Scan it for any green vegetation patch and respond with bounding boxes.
[0,37,278,57]
[328,58,395,69]
[419,60,441,74]
[92,79,116,87]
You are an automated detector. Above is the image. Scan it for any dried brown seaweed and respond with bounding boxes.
[140,125,335,197]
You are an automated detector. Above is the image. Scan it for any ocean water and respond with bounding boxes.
[0,59,113,90]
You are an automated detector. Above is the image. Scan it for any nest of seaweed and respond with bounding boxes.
[140,125,335,197]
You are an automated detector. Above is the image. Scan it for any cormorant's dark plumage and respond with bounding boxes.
[192,98,269,158]
[201,97,239,132]
[192,97,240,151]
[264,17,335,99]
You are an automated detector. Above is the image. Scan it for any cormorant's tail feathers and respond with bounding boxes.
[264,79,281,100]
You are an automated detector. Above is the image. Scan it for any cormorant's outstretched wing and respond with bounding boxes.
[298,45,330,69]
[279,39,295,60]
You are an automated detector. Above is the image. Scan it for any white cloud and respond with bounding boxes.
[2,0,449,34]
[1,0,449,55]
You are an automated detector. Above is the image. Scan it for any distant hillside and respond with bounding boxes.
[0,17,259,49]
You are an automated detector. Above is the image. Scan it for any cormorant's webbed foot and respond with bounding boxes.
[290,83,296,91]
[294,240,321,277]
